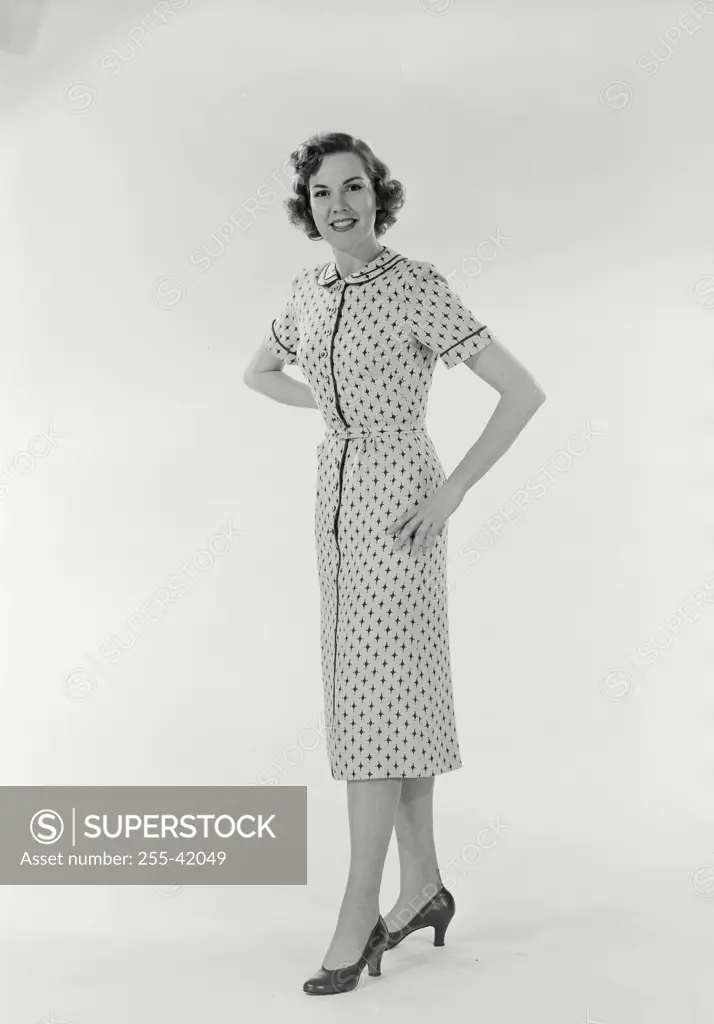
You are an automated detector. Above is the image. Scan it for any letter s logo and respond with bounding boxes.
[30,809,65,845]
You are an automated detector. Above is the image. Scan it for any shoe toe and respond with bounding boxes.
[303,966,360,995]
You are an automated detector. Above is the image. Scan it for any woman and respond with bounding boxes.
[244,132,546,995]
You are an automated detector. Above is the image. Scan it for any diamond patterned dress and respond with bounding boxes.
[264,245,493,780]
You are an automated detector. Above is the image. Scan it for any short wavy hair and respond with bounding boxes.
[284,132,405,241]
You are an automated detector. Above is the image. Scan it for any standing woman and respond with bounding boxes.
[244,132,545,995]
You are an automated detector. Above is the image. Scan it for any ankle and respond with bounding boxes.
[398,872,442,905]
[343,878,380,911]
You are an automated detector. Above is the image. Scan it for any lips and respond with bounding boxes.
[331,218,357,229]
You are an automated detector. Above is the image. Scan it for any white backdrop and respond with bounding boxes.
[1,0,713,1020]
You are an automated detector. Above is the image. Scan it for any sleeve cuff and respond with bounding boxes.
[440,325,494,369]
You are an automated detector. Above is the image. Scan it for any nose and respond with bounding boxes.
[331,193,352,216]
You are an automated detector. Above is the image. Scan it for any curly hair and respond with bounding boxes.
[284,132,405,241]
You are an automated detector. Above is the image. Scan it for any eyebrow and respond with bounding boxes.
[310,176,365,191]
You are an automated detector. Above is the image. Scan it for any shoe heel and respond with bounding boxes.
[367,948,384,976]
[433,914,453,947]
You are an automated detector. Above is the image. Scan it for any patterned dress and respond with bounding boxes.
[264,245,493,781]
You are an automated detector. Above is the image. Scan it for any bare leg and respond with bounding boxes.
[383,776,443,932]
[321,778,402,970]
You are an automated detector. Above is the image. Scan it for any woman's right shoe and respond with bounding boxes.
[384,885,455,950]
[303,915,389,995]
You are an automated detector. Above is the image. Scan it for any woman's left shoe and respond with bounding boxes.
[303,915,389,995]
[384,885,455,950]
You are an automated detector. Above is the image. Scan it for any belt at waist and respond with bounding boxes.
[324,426,426,441]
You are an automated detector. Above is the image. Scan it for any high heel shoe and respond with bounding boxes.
[302,915,389,995]
[384,885,455,950]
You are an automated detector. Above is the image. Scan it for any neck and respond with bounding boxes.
[333,240,384,280]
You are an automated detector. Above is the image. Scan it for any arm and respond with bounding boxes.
[243,340,318,410]
[388,336,546,553]
[446,336,545,495]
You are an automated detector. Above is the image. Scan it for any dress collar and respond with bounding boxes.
[316,244,399,287]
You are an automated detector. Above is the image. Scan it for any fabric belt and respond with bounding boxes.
[324,426,426,441]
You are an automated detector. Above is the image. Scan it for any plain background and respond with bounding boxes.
[1,0,713,1020]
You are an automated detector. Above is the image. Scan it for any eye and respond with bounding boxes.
[347,183,363,191]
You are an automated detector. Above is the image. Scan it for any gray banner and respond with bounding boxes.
[0,786,307,884]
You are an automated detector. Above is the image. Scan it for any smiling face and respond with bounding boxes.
[308,151,379,252]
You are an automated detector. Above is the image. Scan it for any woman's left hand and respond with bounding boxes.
[387,479,466,554]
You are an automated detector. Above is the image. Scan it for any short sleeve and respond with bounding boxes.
[263,272,302,365]
[409,263,494,369]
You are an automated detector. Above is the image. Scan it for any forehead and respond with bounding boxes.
[309,151,367,185]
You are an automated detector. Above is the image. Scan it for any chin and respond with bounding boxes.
[334,231,367,249]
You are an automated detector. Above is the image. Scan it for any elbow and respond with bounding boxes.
[507,382,546,413]
[526,388,546,420]
[531,385,546,409]
[245,367,279,393]
[521,376,546,410]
